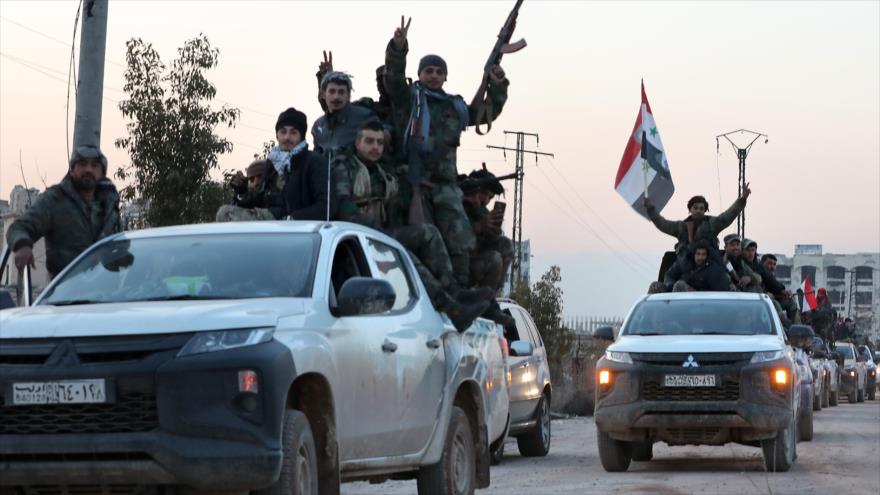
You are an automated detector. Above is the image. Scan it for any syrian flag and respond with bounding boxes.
[800,275,818,311]
[615,80,675,219]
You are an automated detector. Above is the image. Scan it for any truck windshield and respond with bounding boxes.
[40,233,319,305]
[837,346,854,359]
[622,299,776,336]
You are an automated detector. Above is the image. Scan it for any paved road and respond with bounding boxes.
[345,397,880,495]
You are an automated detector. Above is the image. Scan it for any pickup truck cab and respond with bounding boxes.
[593,292,813,473]
[809,336,840,407]
[835,342,867,403]
[0,221,508,495]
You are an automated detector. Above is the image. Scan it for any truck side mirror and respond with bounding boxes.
[509,340,534,357]
[787,324,815,349]
[334,277,396,317]
[593,326,615,342]
[0,288,15,310]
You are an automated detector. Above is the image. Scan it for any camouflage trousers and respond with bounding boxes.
[216,205,275,222]
[470,234,513,291]
[421,183,475,286]
[393,224,456,310]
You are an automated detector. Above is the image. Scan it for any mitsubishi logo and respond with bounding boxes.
[46,340,80,367]
[682,355,700,368]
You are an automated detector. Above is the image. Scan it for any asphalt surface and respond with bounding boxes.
[344,396,880,495]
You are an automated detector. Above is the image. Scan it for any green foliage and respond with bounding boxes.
[511,266,576,383]
[115,34,239,227]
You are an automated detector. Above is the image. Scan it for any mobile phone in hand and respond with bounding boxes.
[492,201,506,215]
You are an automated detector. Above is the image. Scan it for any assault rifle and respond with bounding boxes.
[407,84,427,225]
[471,0,527,135]
[458,172,517,194]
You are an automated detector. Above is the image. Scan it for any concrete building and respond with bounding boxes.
[773,244,879,343]
[503,239,531,295]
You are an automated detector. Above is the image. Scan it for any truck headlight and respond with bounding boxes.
[178,328,274,357]
[751,351,785,363]
[604,351,632,364]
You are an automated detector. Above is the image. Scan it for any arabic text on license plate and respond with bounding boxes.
[664,375,716,387]
[12,379,107,405]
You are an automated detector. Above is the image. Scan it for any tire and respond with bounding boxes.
[798,402,813,442]
[812,386,822,411]
[490,438,504,466]
[517,394,551,457]
[254,409,318,495]
[597,430,632,472]
[761,411,797,472]
[417,406,475,495]
[631,441,653,462]
[829,388,838,406]
[869,385,876,401]
[848,388,857,404]
[821,380,830,408]
[857,387,865,403]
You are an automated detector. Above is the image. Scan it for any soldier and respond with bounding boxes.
[6,145,121,278]
[758,252,801,324]
[383,16,509,286]
[270,107,334,220]
[216,160,283,221]
[332,120,490,331]
[644,185,751,259]
[460,168,516,326]
[312,70,379,156]
[809,288,837,342]
[721,234,762,292]
[662,241,731,292]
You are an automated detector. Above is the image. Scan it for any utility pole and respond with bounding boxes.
[715,129,767,239]
[487,131,553,288]
[72,0,109,149]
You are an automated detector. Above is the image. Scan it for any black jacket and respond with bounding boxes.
[311,103,378,155]
[747,256,786,295]
[664,257,731,292]
[279,149,336,220]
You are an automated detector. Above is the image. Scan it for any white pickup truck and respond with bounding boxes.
[0,221,509,495]
[593,292,814,473]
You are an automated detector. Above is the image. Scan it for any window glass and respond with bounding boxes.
[365,238,415,311]
[41,234,319,305]
[509,308,536,345]
[520,309,544,348]
[622,299,776,336]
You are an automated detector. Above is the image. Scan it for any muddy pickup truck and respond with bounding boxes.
[593,292,814,473]
[0,221,510,495]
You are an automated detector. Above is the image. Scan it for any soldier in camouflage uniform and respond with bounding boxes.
[332,120,489,331]
[383,16,509,286]
[216,159,282,222]
[722,234,763,293]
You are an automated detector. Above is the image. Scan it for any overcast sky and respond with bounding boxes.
[1,1,878,317]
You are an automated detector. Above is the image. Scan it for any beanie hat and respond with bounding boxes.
[418,54,447,75]
[723,233,742,246]
[69,145,108,174]
[743,238,757,249]
[275,107,308,137]
[320,71,353,91]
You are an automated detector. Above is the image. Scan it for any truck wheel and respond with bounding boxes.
[798,402,813,442]
[517,394,551,457]
[254,409,318,495]
[812,387,822,411]
[869,385,876,401]
[848,387,857,404]
[761,411,796,472]
[821,380,830,408]
[829,388,838,406]
[597,430,632,472]
[631,441,653,461]
[417,406,475,495]
[857,387,864,402]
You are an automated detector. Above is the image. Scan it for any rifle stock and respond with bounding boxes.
[471,0,526,135]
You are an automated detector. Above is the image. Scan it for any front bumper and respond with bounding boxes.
[840,371,859,393]
[593,353,794,445]
[0,333,295,490]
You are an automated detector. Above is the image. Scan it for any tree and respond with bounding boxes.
[115,34,239,227]
[511,266,576,383]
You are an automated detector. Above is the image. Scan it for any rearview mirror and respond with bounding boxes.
[0,288,15,310]
[509,340,534,357]
[334,277,396,317]
[787,324,815,349]
[593,326,615,342]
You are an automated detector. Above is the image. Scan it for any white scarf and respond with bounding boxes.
[268,141,308,175]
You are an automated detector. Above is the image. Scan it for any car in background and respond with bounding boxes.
[0,221,502,495]
[593,292,813,473]
[809,337,840,407]
[858,345,876,400]
[492,299,553,463]
[835,342,867,403]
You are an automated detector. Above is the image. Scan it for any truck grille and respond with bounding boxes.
[0,392,158,434]
[643,380,740,401]
[665,427,722,444]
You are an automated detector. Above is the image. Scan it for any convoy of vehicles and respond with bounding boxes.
[809,337,840,407]
[836,342,868,404]
[858,345,877,400]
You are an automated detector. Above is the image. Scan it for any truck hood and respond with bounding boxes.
[609,334,785,354]
[0,299,308,339]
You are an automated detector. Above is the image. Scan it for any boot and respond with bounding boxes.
[482,301,515,329]
[446,300,491,333]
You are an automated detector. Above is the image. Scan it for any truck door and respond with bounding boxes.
[363,236,446,456]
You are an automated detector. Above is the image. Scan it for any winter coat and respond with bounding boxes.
[664,257,731,292]
[6,175,121,277]
[311,103,378,155]
[279,148,335,220]
[647,197,747,257]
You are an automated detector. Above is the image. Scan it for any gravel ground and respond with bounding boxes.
[344,396,880,495]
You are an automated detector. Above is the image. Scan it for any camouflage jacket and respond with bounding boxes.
[6,175,121,277]
[723,253,762,291]
[647,197,747,257]
[463,201,503,247]
[332,153,399,230]
[383,39,509,183]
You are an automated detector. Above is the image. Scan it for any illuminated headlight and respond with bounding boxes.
[178,328,274,357]
[751,350,785,363]
[604,351,632,364]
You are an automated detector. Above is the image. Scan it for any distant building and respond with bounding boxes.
[504,239,531,295]
[773,245,879,343]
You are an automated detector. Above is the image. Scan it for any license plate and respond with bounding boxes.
[664,374,716,387]
[11,379,107,405]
